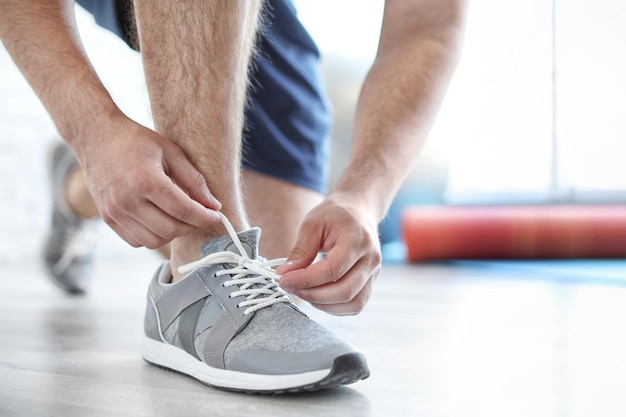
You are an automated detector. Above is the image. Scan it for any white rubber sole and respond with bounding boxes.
[141,337,332,393]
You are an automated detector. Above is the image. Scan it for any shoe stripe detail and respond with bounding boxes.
[156,274,212,330]
[178,299,204,360]
[193,297,222,339]
[197,267,253,330]
[200,310,239,369]
[193,268,257,369]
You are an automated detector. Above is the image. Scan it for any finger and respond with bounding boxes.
[310,271,379,316]
[295,258,378,304]
[144,171,221,228]
[275,219,323,275]
[127,200,197,241]
[102,209,166,249]
[105,219,142,248]
[165,147,221,210]
[279,241,361,290]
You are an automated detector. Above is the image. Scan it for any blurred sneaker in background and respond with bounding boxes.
[42,141,99,294]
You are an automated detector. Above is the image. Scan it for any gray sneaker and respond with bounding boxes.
[142,213,370,394]
[42,141,98,294]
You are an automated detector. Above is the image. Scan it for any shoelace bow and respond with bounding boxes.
[177,212,291,315]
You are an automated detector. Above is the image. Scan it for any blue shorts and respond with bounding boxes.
[76,0,331,193]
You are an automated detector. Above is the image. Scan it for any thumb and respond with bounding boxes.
[276,220,321,275]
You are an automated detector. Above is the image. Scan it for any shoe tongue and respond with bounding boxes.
[200,227,261,259]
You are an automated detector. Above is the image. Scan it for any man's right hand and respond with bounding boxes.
[0,2,220,248]
[74,116,222,249]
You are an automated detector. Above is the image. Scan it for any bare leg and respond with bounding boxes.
[243,169,323,259]
[133,0,263,281]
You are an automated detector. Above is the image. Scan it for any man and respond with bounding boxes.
[0,0,466,393]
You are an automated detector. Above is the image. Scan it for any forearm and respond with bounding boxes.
[333,0,467,222]
[0,0,121,152]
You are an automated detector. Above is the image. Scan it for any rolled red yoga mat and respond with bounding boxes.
[402,205,626,262]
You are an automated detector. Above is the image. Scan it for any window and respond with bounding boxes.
[296,0,626,204]
[442,0,626,203]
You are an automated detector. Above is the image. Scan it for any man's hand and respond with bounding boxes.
[274,0,467,316]
[276,193,382,316]
[0,1,220,247]
[75,116,222,249]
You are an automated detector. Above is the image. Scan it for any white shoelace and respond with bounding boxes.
[52,220,98,275]
[177,212,291,315]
